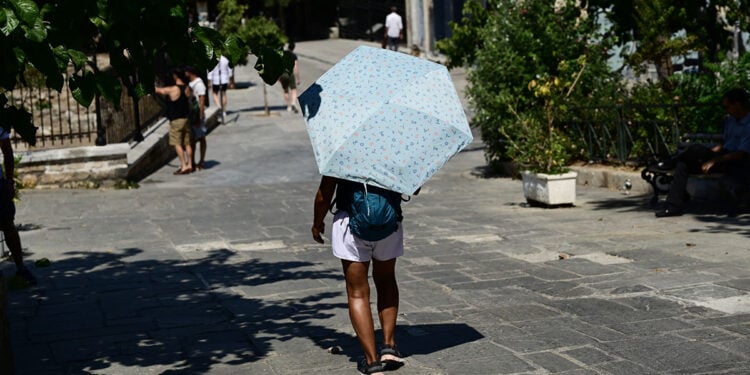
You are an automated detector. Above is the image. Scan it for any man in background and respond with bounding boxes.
[185,66,208,171]
[279,42,301,114]
[384,6,403,52]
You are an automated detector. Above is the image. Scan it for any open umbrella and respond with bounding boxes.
[298,46,472,195]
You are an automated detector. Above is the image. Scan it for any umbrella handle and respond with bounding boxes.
[362,182,370,216]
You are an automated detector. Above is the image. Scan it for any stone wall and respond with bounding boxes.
[17,144,130,189]
[14,106,220,189]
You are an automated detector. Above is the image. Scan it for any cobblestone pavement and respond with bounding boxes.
[3,39,750,374]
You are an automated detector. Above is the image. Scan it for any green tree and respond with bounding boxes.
[592,0,750,78]
[217,0,287,115]
[441,0,620,172]
[1,0,284,145]
[435,0,490,69]
[217,0,287,82]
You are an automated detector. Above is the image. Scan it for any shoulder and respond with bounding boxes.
[190,78,206,92]
[0,128,9,140]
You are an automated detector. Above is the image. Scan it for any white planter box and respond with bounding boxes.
[521,170,578,206]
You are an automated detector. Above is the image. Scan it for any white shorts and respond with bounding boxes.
[331,210,404,262]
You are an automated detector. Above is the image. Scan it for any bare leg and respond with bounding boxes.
[184,144,194,171]
[1,217,35,284]
[191,139,197,168]
[373,258,398,350]
[291,88,298,107]
[212,90,220,109]
[174,145,188,172]
[221,89,227,113]
[283,90,291,109]
[198,138,207,165]
[342,260,381,369]
[1,222,23,269]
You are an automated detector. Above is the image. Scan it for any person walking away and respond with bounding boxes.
[208,55,233,120]
[313,177,418,375]
[0,127,36,285]
[655,88,750,217]
[185,66,208,171]
[279,42,301,113]
[384,6,403,52]
[156,68,194,175]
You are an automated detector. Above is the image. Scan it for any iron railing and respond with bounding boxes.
[562,101,722,166]
[5,72,162,152]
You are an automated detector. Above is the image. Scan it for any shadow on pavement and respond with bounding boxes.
[691,214,750,237]
[229,82,256,89]
[233,105,289,113]
[195,160,220,171]
[588,196,750,235]
[8,248,349,374]
[388,323,484,357]
[586,196,654,213]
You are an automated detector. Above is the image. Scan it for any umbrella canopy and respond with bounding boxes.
[298,46,473,195]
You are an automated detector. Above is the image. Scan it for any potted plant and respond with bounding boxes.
[500,58,586,206]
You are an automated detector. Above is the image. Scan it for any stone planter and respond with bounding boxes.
[521,170,578,206]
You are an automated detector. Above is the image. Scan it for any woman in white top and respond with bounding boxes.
[207,55,233,117]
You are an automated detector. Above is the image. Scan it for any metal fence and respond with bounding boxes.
[6,71,162,152]
[562,102,723,166]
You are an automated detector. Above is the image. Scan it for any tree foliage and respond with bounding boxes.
[434,0,490,69]
[442,0,619,172]
[0,0,285,145]
[440,0,750,168]
[592,0,750,78]
[217,0,288,83]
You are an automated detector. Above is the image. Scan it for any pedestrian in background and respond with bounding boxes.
[208,55,233,120]
[185,66,208,171]
[384,6,403,52]
[279,42,301,113]
[156,68,194,175]
[656,88,750,217]
[0,126,36,285]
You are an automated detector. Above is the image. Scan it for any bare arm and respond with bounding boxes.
[154,86,178,100]
[293,60,300,85]
[312,176,337,243]
[199,94,205,120]
[702,150,748,173]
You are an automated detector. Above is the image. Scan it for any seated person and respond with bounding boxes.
[656,88,750,217]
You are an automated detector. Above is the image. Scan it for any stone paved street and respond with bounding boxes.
[3,39,750,374]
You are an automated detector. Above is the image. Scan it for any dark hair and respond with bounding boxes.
[163,72,176,86]
[167,67,187,86]
[183,65,199,77]
[390,6,398,12]
[723,88,750,106]
[287,41,295,51]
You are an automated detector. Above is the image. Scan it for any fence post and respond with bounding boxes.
[93,52,106,146]
[616,100,627,164]
[95,92,106,146]
[133,98,144,142]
